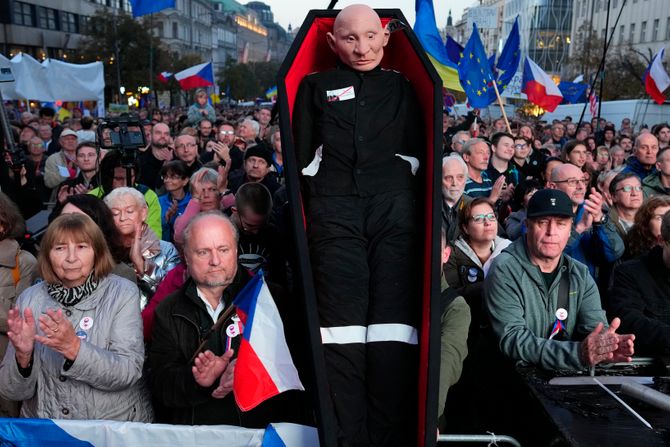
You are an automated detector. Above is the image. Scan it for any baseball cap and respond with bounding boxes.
[526,189,574,219]
[60,129,77,138]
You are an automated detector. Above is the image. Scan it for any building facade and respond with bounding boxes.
[570,0,669,60]
[504,0,573,76]
[0,0,132,61]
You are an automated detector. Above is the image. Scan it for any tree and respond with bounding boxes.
[601,46,647,100]
[568,23,604,82]
[217,61,281,101]
[79,10,169,101]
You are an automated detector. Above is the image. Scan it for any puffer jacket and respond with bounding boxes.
[137,240,181,309]
[485,238,607,371]
[0,274,153,421]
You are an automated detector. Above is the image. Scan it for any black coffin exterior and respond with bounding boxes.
[277,9,442,447]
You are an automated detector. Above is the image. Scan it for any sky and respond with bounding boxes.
[261,0,469,33]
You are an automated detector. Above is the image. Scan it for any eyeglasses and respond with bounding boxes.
[219,130,234,135]
[553,178,587,187]
[470,213,496,224]
[514,144,527,149]
[615,185,642,193]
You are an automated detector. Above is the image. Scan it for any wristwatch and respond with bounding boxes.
[593,214,608,226]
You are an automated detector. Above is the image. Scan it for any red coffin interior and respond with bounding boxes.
[280,12,440,447]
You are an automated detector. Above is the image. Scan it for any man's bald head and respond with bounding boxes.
[327,4,389,72]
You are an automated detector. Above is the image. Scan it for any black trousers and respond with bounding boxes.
[307,190,419,447]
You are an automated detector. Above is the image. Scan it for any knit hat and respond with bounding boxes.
[244,142,273,166]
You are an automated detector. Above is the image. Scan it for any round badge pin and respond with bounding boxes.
[75,330,87,340]
[79,316,94,331]
[226,323,240,338]
[555,308,568,321]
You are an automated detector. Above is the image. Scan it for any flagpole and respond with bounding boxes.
[189,302,236,363]
[596,0,612,130]
[577,0,627,125]
[491,80,512,134]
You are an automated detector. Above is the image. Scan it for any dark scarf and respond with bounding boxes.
[47,272,99,307]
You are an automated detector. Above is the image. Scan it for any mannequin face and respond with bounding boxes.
[326,5,389,72]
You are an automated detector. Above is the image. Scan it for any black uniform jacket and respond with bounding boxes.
[292,63,423,197]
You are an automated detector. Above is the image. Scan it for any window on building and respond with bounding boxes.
[61,12,78,33]
[38,7,58,30]
[629,23,636,42]
[666,17,670,40]
[172,22,178,39]
[157,22,164,38]
[13,2,34,27]
[652,19,659,41]
[619,25,625,44]
[640,21,647,42]
[80,16,91,34]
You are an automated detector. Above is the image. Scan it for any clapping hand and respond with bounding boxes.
[7,307,36,368]
[579,317,635,367]
[35,308,80,361]
[164,199,179,223]
[129,222,145,275]
[192,349,235,394]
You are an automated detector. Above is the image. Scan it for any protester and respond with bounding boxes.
[44,129,79,192]
[104,187,180,307]
[504,180,541,240]
[158,161,192,243]
[227,142,280,195]
[486,189,635,371]
[607,172,643,238]
[608,211,670,355]
[442,154,471,242]
[0,214,153,421]
[187,89,216,126]
[54,194,135,284]
[624,195,670,259]
[561,140,588,170]
[642,147,670,197]
[0,193,38,417]
[148,212,298,426]
[622,133,659,180]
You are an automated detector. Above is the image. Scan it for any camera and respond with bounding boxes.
[97,113,147,167]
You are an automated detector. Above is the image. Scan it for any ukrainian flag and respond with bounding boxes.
[413,0,463,92]
[265,86,277,100]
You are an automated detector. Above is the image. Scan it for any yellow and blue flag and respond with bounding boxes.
[457,24,496,108]
[413,0,463,92]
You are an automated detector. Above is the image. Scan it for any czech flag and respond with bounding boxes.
[522,56,563,112]
[644,48,670,105]
[157,71,172,84]
[233,272,304,412]
[174,61,214,91]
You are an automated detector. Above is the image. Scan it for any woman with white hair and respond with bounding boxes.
[104,187,180,308]
[172,167,235,247]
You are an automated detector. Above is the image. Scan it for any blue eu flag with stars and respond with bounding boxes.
[457,24,496,108]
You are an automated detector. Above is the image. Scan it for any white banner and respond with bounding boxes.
[468,7,498,29]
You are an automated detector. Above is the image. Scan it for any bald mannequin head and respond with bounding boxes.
[326,4,389,71]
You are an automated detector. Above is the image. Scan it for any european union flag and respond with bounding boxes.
[129,0,175,18]
[558,82,588,104]
[495,17,521,95]
[457,24,496,108]
[445,35,463,66]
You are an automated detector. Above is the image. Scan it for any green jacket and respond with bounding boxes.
[642,172,670,198]
[89,185,162,239]
[485,238,607,371]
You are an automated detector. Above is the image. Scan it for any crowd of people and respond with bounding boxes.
[0,15,669,445]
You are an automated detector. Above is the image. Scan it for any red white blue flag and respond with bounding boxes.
[644,48,670,105]
[174,61,214,91]
[157,71,172,84]
[522,56,563,112]
[233,272,304,412]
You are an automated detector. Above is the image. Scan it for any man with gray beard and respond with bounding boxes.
[442,154,471,242]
